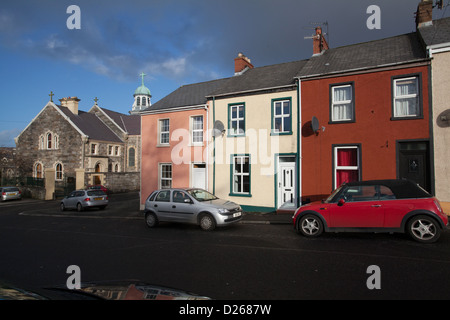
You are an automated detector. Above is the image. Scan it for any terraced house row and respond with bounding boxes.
[139,1,450,214]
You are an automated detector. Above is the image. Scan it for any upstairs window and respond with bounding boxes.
[228,103,245,136]
[159,119,170,145]
[393,76,421,118]
[191,116,203,144]
[330,83,354,123]
[272,98,292,135]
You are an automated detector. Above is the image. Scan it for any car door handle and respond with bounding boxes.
[172,205,176,208]
[154,204,158,207]
[371,204,382,207]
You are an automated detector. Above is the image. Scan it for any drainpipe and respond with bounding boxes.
[205,103,209,191]
[296,79,301,207]
[212,96,216,195]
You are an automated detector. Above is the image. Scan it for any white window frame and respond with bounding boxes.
[231,155,250,195]
[34,162,44,179]
[333,146,360,188]
[159,163,172,189]
[159,119,170,145]
[331,84,354,122]
[229,104,245,136]
[393,76,420,118]
[191,115,203,145]
[55,162,63,181]
[272,99,292,133]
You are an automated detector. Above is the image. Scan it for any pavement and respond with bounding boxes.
[240,211,293,225]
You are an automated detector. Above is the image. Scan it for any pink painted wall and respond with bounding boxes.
[140,107,208,207]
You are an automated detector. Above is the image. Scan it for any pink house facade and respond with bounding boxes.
[139,79,228,209]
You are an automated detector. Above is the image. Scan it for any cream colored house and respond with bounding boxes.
[418,15,450,213]
[206,54,307,212]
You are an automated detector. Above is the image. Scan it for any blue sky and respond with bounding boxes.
[1,0,449,146]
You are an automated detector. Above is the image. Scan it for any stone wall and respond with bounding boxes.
[85,171,140,193]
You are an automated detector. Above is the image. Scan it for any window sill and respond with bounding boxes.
[229,193,252,198]
[390,116,423,121]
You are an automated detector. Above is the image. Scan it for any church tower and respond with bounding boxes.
[131,72,151,114]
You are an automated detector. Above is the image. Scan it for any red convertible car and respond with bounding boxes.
[293,179,448,243]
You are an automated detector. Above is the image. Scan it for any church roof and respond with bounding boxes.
[55,105,124,143]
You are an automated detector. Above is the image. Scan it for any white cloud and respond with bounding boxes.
[0,128,21,147]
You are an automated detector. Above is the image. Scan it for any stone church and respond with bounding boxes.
[14,76,150,198]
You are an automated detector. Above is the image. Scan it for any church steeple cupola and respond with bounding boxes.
[131,72,151,114]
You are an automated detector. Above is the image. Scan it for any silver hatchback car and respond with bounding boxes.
[144,188,242,231]
[60,189,108,212]
[0,187,21,202]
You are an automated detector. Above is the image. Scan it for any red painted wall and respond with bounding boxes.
[301,65,430,202]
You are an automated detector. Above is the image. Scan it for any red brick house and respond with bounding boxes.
[297,28,432,204]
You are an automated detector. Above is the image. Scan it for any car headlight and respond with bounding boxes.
[218,208,229,215]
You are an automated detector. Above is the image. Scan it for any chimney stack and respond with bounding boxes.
[313,27,329,55]
[416,0,433,28]
[234,52,254,75]
[59,97,80,115]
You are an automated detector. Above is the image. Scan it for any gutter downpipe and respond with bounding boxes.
[296,78,301,207]
[212,96,216,195]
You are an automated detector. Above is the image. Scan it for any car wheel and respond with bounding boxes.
[407,215,441,243]
[298,214,323,237]
[60,203,66,212]
[199,214,216,231]
[76,203,83,212]
[145,212,158,228]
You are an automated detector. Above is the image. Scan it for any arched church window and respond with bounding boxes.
[34,163,43,179]
[55,162,63,180]
[47,133,52,149]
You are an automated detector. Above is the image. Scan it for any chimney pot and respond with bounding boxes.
[416,0,433,28]
[234,52,254,75]
[59,96,80,115]
[313,27,329,55]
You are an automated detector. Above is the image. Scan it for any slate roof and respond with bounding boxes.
[296,32,428,79]
[209,59,308,97]
[100,108,141,135]
[55,105,132,143]
[144,78,230,112]
[143,59,307,112]
[418,17,450,46]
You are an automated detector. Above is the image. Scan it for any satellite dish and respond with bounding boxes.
[213,120,225,137]
[311,116,320,133]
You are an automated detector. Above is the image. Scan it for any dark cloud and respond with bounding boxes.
[1,0,449,85]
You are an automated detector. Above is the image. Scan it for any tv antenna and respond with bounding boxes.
[304,21,329,47]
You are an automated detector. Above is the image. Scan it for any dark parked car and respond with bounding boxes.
[60,189,108,212]
[86,185,109,194]
[0,187,21,202]
[293,179,448,243]
[144,188,242,231]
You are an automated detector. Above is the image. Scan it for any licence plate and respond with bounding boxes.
[94,197,103,201]
[9,193,17,196]
[233,212,241,218]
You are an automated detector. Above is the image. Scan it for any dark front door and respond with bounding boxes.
[398,141,430,192]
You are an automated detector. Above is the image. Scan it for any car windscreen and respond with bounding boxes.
[324,186,343,203]
[87,190,106,196]
[187,189,218,201]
